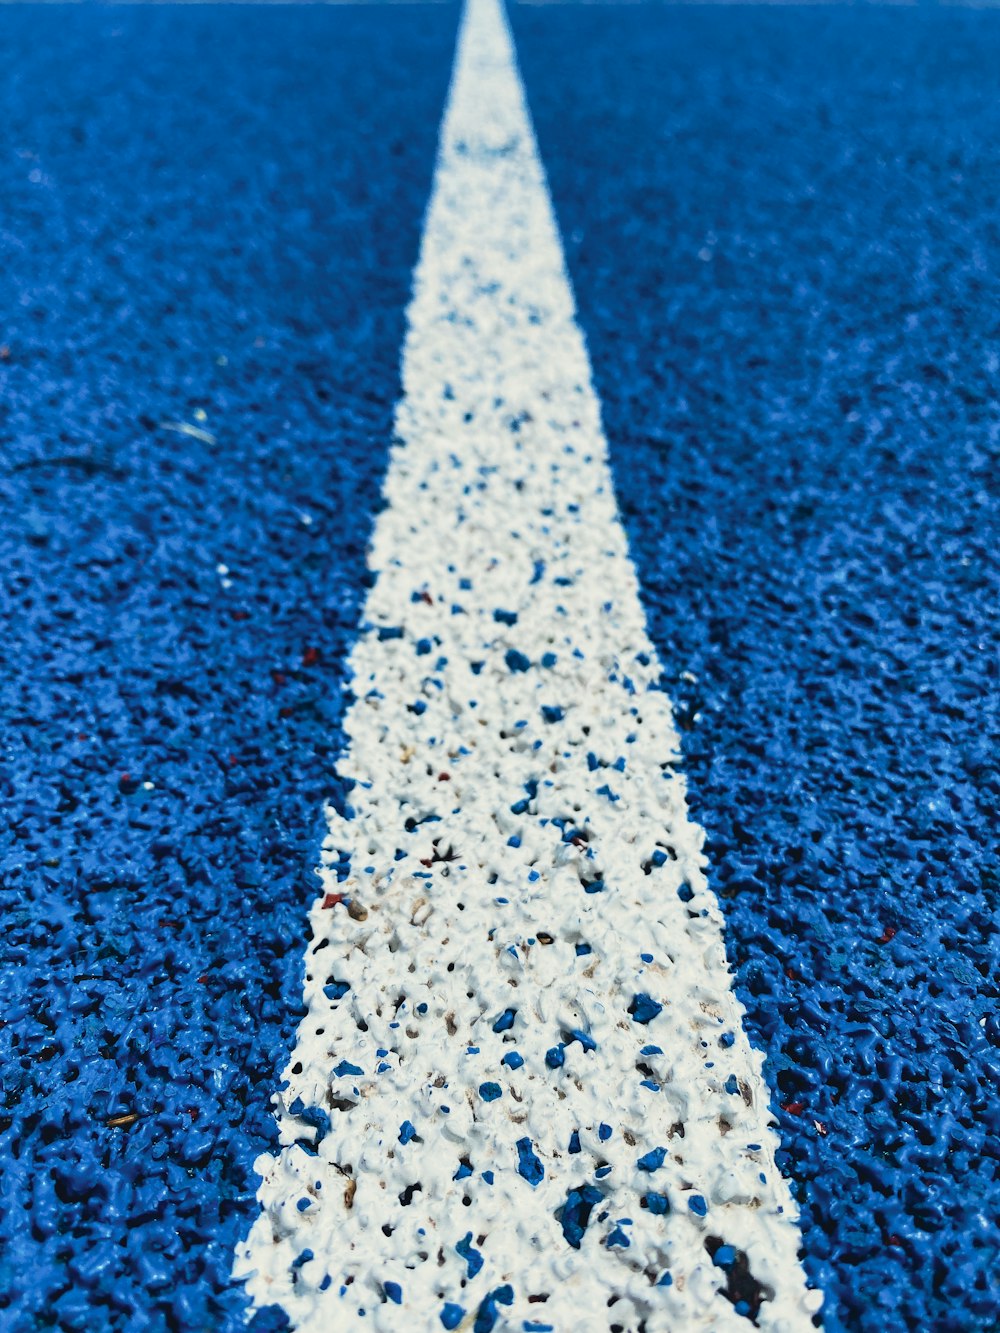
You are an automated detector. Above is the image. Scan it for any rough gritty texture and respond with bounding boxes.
[236,3,817,1329]
[0,7,456,1329]
[3,2,998,1330]
[510,6,1000,1332]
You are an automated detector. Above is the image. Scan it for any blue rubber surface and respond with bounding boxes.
[0,5,456,1328]
[511,7,1000,1331]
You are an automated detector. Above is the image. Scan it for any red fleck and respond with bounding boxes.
[570,835,588,848]
[419,858,433,868]
[784,966,800,981]
[813,1120,828,1136]
[186,1108,200,1121]
[302,647,320,667]
[322,893,345,909]
[877,926,896,944]
[278,706,294,718]
[227,754,238,767]
[231,609,250,622]
[438,772,450,782]
[271,670,287,686]
[197,975,209,985]
[782,1101,806,1116]
[887,1235,904,1248]
[418,590,434,606]
[0,345,10,361]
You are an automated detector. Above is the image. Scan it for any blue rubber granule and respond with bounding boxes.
[512,7,1000,1330]
[712,1246,737,1270]
[637,1147,667,1173]
[644,1192,670,1216]
[628,993,663,1025]
[568,1028,597,1052]
[558,1184,603,1249]
[504,648,532,673]
[287,1102,329,1141]
[383,1282,402,1305]
[290,1249,313,1272]
[334,1061,364,1079]
[516,1138,545,1187]
[0,8,458,1328]
[473,1285,514,1333]
[440,1305,465,1332]
[456,1233,484,1280]
[492,1007,517,1033]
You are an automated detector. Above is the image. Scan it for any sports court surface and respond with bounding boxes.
[0,2,997,1330]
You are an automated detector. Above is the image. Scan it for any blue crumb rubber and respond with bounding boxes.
[511,6,1000,1331]
[1,3,998,1332]
[0,5,457,1329]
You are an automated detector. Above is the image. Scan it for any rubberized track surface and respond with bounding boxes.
[1,4,998,1331]
[512,9,1000,1330]
[0,7,455,1328]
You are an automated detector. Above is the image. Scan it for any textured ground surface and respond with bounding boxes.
[0,6,456,1328]
[237,4,816,1325]
[1,3,998,1332]
[512,7,1000,1331]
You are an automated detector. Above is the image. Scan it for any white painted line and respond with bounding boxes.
[234,1,821,1327]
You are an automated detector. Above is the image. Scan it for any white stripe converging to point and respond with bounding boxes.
[234,1,821,1328]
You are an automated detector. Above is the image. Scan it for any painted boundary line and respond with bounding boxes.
[234,0,821,1327]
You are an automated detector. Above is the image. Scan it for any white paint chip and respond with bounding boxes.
[234,1,822,1328]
